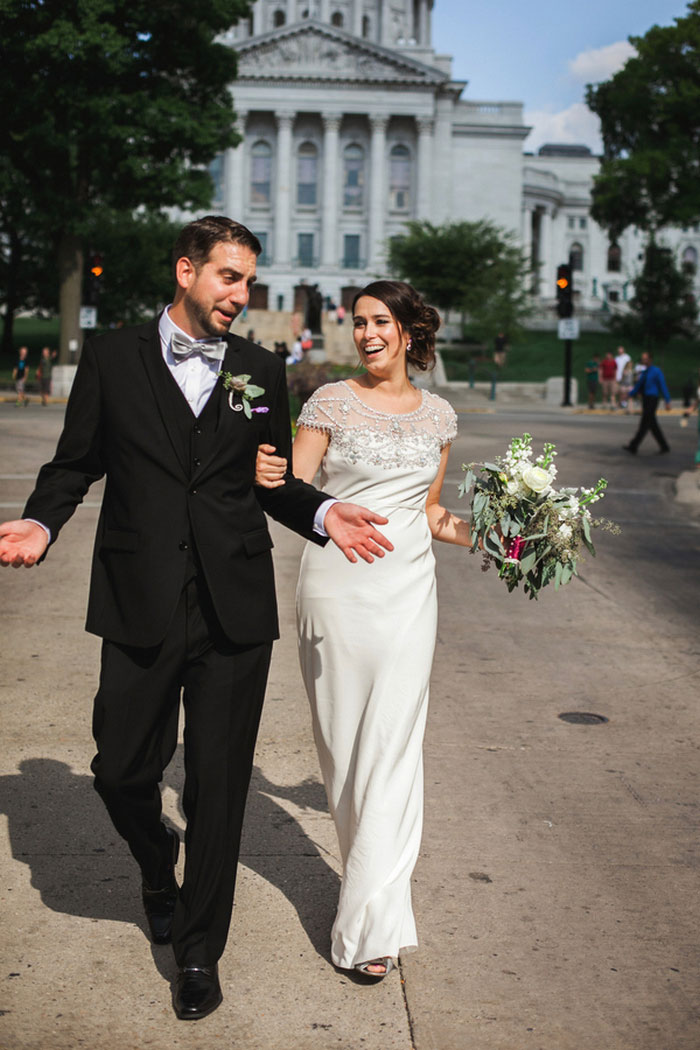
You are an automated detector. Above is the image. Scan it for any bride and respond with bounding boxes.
[256,281,474,978]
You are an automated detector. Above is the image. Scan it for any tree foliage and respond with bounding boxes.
[586,1,700,237]
[610,239,697,348]
[1,0,251,357]
[387,220,532,339]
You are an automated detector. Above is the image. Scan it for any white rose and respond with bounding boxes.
[506,479,521,495]
[522,465,552,493]
[558,523,573,539]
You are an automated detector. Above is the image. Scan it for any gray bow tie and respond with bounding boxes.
[170,332,227,362]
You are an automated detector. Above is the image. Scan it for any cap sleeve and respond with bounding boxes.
[435,396,458,448]
[296,383,346,435]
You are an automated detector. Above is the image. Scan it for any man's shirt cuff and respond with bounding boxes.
[313,499,339,537]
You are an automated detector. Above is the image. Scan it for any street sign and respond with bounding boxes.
[558,318,579,340]
[80,306,97,329]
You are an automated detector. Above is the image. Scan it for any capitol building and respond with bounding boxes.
[208,0,700,321]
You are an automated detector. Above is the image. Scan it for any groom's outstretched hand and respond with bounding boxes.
[0,520,49,567]
[324,503,393,564]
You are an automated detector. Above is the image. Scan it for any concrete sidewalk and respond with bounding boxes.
[1,402,699,1050]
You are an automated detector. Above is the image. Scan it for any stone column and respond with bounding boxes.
[275,110,295,267]
[369,114,389,271]
[417,0,428,45]
[433,94,453,223]
[521,204,533,287]
[320,0,331,22]
[539,208,553,297]
[321,113,341,268]
[353,0,363,36]
[416,117,434,219]
[252,1,264,35]
[287,0,296,24]
[225,110,247,221]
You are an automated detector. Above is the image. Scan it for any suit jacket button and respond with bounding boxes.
[189,488,197,495]
[193,457,201,467]
[193,425,202,435]
[179,541,189,551]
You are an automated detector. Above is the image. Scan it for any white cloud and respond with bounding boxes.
[524,102,602,155]
[569,40,636,83]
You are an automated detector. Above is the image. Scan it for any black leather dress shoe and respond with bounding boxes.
[173,965,223,1020]
[142,826,179,945]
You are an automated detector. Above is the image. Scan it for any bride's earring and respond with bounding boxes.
[406,339,413,355]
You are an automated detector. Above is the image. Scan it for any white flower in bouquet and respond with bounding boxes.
[458,433,619,599]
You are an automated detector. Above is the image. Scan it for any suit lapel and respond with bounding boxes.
[194,336,244,479]
[138,321,191,479]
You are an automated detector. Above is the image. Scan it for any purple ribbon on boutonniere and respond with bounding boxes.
[218,371,266,419]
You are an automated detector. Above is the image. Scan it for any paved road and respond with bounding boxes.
[1,400,699,1050]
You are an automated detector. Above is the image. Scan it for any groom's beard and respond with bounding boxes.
[191,299,238,338]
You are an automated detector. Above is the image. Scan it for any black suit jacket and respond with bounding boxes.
[23,320,328,647]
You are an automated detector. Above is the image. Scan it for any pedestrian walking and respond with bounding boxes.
[584,353,600,409]
[600,350,617,409]
[615,345,631,407]
[0,215,392,1022]
[13,346,29,406]
[623,351,672,454]
[36,346,56,406]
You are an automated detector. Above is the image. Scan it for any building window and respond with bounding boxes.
[343,143,365,208]
[298,233,314,267]
[567,216,576,229]
[273,9,285,27]
[362,15,370,38]
[569,242,584,272]
[253,232,269,266]
[297,141,318,206]
[682,245,698,274]
[579,217,587,230]
[608,289,620,303]
[331,11,344,26]
[607,243,621,272]
[208,153,225,210]
[389,144,411,210]
[343,234,361,269]
[250,140,272,205]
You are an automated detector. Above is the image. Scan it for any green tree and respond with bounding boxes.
[586,2,700,237]
[611,239,697,348]
[1,0,251,361]
[387,220,531,341]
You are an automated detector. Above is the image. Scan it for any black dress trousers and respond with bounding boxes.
[90,561,272,967]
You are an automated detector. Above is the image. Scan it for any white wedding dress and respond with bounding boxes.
[295,380,458,969]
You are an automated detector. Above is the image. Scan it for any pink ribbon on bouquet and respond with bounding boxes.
[506,536,525,561]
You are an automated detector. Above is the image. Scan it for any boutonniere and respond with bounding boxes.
[218,371,268,419]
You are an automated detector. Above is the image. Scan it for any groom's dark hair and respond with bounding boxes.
[172,216,262,274]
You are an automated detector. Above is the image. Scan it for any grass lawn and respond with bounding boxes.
[439,329,700,402]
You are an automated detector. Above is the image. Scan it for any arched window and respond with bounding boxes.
[273,9,285,27]
[331,11,344,27]
[250,140,272,205]
[607,242,621,272]
[362,15,370,38]
[569,242,584,272]
[682,245,698,274]
[389,144,411,210]
[343,143,365,208]
[297,141,318,206]
[301,8,309,18]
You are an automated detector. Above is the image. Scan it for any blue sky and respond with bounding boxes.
[431,0,691,153]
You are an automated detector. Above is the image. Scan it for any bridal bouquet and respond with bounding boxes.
[458,434,617,599]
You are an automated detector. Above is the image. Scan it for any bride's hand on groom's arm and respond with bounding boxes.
[323,503,393,564]
[255,444,288,488]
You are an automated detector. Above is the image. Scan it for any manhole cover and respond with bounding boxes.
[558,712,609,725]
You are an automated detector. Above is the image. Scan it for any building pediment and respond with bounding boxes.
[234,21,447,86]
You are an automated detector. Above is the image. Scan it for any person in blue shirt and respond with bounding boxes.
[623,351,671,454]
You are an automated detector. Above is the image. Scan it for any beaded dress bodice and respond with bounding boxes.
[296,380,458,513]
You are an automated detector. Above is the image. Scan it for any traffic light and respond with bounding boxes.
[556,263,573,318]
[85,252,104,306]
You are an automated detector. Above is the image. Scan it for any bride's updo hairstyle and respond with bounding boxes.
[352,280,441,372]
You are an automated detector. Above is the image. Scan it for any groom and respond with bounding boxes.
[0,216,391,1020]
